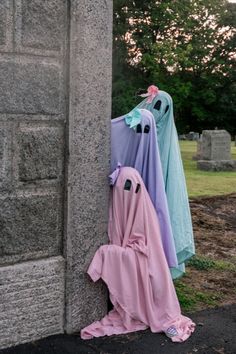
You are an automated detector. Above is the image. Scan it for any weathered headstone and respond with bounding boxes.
[201,130,231,160]
[197,130,236,171]
[186,131,200,141]
[179,134,187,140]
[192,134,202,160]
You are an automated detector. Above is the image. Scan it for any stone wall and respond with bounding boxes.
[65,0,112,333]
[0,0,67,264]
[0,0,112,349]
[0,257,65,349]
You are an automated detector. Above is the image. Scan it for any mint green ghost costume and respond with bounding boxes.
[136,90,195,278]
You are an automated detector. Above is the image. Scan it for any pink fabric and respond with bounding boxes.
[139,85,159,103]
[81,167,195,342]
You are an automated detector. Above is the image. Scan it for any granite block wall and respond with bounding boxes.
[0,257,65,349]
[0,0,67,264]
[0,0,67,348]
[0,0,112,349]
[65,0,112,333]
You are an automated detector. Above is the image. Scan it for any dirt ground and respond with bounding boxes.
[179,193,236,311]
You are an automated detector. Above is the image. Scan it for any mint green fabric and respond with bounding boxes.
[136,91,195,279]
[125,108,142,129]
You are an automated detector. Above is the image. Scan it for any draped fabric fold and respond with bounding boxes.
[81,167,195,342]
[111,108,177,268]
[136,91,195,278]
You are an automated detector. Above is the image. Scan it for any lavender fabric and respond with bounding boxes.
[136,91,195,278]
[111,108,177,268]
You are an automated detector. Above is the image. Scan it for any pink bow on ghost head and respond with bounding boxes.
[139,85,159,103]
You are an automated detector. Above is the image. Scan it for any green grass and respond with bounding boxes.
[187,255,236,272]
[174,279,221,312]
[175,255,236,312]
[213,259,236,272]
[175,142,236,311]
[187,256,215,271]
[179,141,236,197]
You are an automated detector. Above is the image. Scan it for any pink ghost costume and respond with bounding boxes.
[81,167,195,342]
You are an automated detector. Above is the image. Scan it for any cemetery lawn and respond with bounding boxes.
[175,142,236,313]
[180,141,236,197]
[174,194,236,313]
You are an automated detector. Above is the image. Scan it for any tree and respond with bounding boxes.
[113,0,236,135]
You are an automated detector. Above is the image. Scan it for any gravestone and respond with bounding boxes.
[201,130,231,160]
[192,134,202,160]
[197,130,236,171]
[186,131,200,141]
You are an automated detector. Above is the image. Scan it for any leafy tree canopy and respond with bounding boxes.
[113,0,236,135]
